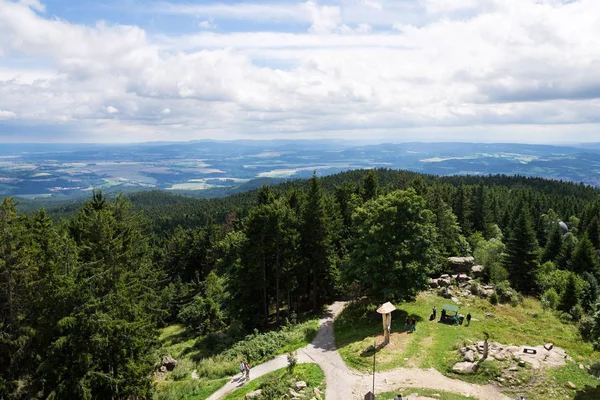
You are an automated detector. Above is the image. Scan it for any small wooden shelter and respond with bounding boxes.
[376,301,396,345]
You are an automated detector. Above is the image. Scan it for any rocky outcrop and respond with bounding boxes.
[453,361,476,374]
[447,256,475,273]
[161,355,178,371]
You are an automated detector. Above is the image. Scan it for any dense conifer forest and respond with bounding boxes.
[3,168,600,399]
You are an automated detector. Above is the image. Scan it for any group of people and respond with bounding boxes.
[435,306,472,326]
[239,361,251,380]
[403,317,417,332]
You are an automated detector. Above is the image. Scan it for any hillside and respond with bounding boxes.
[2,168,600,399]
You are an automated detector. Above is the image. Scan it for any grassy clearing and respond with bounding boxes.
[334,292,599,399]
[155,317,319,399]
[222,363,325,400]
[377,387,478,400]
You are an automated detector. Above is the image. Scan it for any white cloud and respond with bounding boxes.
[0,110,17,120]
[2,0,600,142]
[198,19,216,29]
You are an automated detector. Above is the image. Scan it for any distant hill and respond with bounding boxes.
[4,141,600,203]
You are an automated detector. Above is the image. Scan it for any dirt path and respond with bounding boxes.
[208,301,511,400]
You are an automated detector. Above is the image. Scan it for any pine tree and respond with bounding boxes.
[569,233,597,275]
[454,183,472,235]
[300,174,335,311]
[0,198,35,398]
[559,273,579,313]
[471,183,490,235]
[586,216,600,249]
[542,223,563,263]
[503,209,540,294]
[362,169,379,201]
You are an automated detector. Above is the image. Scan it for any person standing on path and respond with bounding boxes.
[432,305,437,320]
[466,312,472,327]
[245,362,251,381]
[239,361,245,378]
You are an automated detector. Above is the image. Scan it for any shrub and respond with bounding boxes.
[578,315,595,341]
[260,375,289,399]
[489,293,499,305]
[541,288,559,311]
[495,281,522,306]
[470,281,481,296]
[287,351,297,374]
[570,304,584,321]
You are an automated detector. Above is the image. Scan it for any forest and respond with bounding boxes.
[2,168,600,399]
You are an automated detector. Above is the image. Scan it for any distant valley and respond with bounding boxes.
[2,140,600,201]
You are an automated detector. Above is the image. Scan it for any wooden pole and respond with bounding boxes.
[372,339,376,396]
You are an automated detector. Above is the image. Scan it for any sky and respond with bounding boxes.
[1,0,600,143]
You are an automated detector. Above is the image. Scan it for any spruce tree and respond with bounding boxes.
[569,232,597,275]
[559,273,579,314]
[362,169,379,201]
[542,223,563,263]
[300,174,335,311]
[586,216,600,249]
[503,209,540,294]
[454,183,472,235]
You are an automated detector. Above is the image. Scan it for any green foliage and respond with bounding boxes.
[474,238,507,283]
[503,209,540,294]
[559,273,581,314]
[489,293,499,305]
[569,232,597,275]
[287,351,298,374]
[348,189,440,301]
[541,288,559,311]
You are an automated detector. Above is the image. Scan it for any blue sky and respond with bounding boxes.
[1,0,600,143]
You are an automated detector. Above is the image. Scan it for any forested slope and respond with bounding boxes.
[3,168,600,399]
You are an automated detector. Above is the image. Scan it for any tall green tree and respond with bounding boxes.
[49,192,162,399]
[427,185,462,256]
[300,174,336,311]
[542,223,563,263]
[347,189,440,301]
[503,209,540,294]
[0,198,35,398]
[454,183,472,235]
[362,169,379,201]
[569,232,597,276]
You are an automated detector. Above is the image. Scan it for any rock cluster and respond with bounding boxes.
[453,341,573,377]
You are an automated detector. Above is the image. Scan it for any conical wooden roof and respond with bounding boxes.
[377,301,396,314]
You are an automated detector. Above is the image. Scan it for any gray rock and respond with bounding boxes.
[471,265,484,277]
[451,296,461,304]
[245,389,262,399]
[296,381,307,390]
[290,389,302,398]
[544,343,554,351]
[159,365,167,373]
[447,256,475,272]
[429,278,439,288]
[463,350,475,363]
[161,355,177,371]
[452,361,476,374]
[567,381,577,390]
[518,360,526,368]
[313,387,322,399]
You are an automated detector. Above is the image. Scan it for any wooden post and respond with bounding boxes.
[377,302,396,347]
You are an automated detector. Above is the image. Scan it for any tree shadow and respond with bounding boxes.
[574,384,600,399]
[333,299,424,352]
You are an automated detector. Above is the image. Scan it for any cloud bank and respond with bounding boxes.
[1,0,600,142]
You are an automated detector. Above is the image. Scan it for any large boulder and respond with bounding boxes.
[429,278,439,288]
[439,287,452,299]
[447,257,475,273]
[471,265,484,277]
[452,361,476,374]
[456,273,471,283]
[161,355,177,371]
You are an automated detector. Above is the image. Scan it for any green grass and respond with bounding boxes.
[157,378,228,400]
[377,387,478,400]
[334,292,599,399]
[222,363,325,400]
[156,318,319,399]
